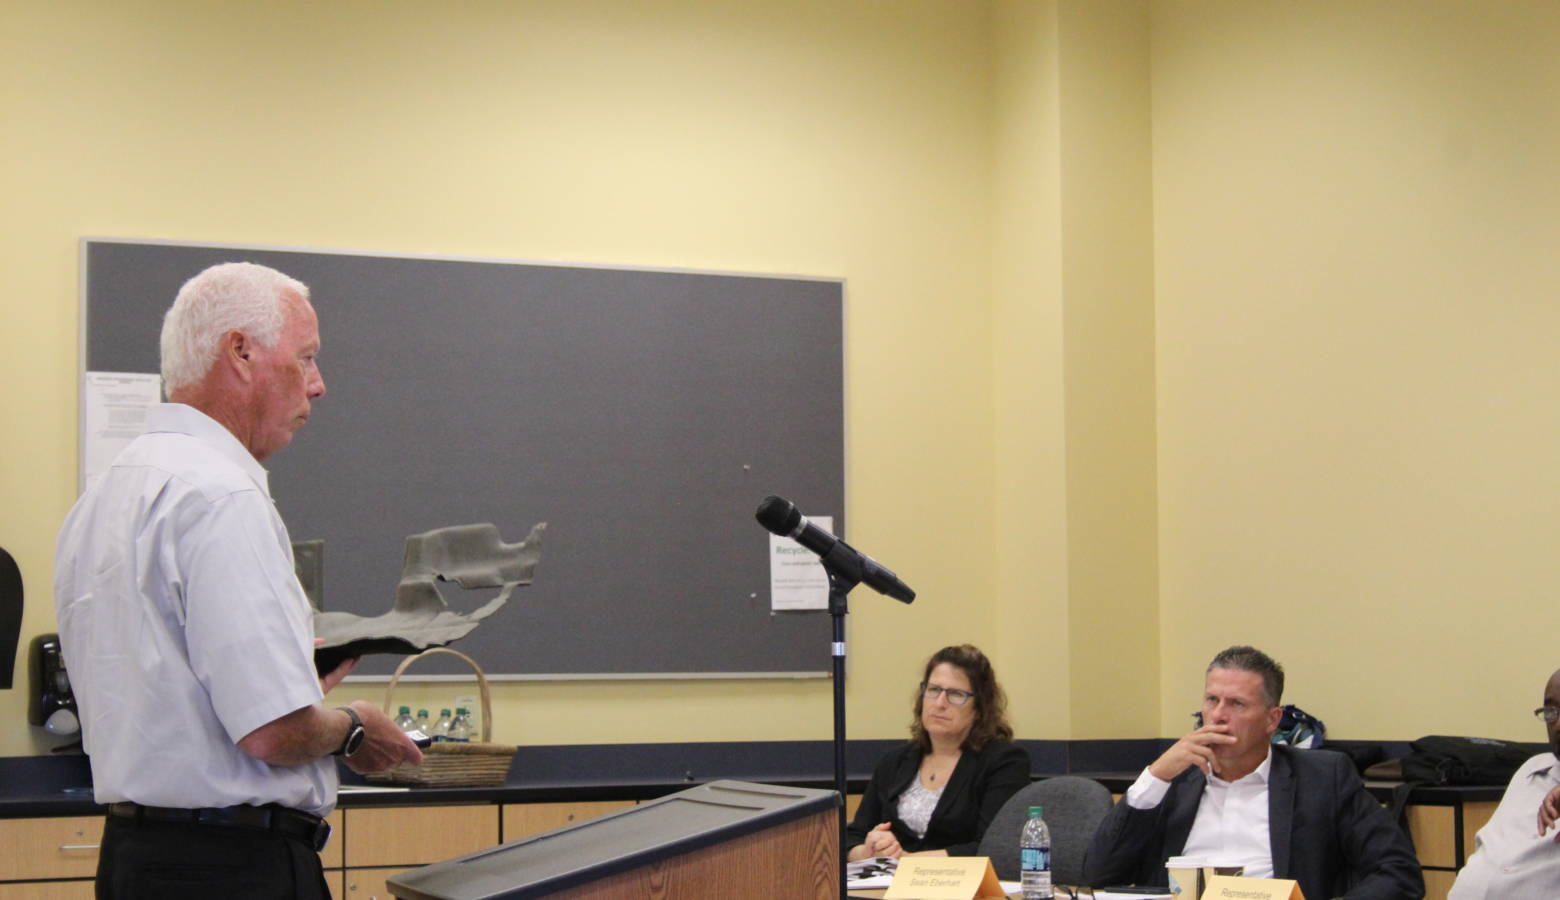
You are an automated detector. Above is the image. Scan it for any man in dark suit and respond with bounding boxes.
[1084,646,1422,900]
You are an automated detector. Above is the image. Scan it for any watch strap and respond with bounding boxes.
[332,705,365,757]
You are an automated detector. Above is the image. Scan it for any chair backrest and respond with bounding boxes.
[976,775,1113,884]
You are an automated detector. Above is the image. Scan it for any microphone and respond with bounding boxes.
[755,495,915,603]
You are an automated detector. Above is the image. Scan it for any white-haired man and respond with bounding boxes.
[55,262,422,898]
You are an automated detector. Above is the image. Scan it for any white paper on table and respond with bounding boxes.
[846,856,897,888]
[83,372,161,487]
[768,515,832,610]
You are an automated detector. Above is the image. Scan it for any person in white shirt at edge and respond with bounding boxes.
[1449,666,1560,898]
[1084,645,1422,900]
[54,262,423,899]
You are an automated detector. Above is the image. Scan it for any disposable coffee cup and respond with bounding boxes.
[1165,856,1205,898]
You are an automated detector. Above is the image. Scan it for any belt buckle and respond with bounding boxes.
[312,818,332,852]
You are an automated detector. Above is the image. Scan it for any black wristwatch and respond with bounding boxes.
[333,706,366,758]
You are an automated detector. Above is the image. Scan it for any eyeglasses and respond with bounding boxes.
[921,682,974,707]
[1535,707,1560,723]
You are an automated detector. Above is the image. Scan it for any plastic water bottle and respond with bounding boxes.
[393,705,417,732]
[446,707,472,743]
[431,708,452,740]
[416,708,432,733]
[1020,805,1053,900]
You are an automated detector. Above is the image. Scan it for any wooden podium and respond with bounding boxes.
[387,780,841,899]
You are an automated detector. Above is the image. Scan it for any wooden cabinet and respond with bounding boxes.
[341,866,412,899]
[1407,804,1458,868]
[502,800,635,841]
[1402,796,1500,900]
[0,816,102,892]
[343,804,498,868]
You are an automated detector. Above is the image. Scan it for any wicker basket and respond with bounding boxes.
[363,647,517,787]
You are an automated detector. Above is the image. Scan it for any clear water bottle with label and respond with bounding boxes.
[1020,805,1053,900]
[431,708,453,740]
[393,705,417,732]
[446,707,472,743]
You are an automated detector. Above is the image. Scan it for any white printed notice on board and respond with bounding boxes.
[769,516,832,611]
[83,371,161,487]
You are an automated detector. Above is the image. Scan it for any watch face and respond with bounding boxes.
[344,725,366,757]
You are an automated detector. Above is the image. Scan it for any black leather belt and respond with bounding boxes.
[107,801,332,851]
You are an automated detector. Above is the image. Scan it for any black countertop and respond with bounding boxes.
[0,743,1505,819]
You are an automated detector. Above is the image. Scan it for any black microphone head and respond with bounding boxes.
[755,495,802,536]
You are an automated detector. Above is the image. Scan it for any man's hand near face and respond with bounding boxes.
[1538,784,1560,841]
[1148,724,1239,781]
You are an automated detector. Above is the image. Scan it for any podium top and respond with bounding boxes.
[387,779,840,899]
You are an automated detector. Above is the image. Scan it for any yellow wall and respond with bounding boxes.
[1,0,1022,758]
[1151,0,1560,741]
[5,0,1553,762]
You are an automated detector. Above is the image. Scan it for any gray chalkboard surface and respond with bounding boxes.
[81,239,844,678]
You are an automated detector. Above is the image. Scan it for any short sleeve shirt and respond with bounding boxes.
[54,404,335,816]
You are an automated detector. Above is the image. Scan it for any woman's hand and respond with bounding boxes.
[854,821,903,859]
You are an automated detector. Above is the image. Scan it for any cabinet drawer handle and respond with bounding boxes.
[60,843,101,851]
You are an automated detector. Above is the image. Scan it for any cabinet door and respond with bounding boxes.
[344,805,498,868]
[501,800,635,841]
[1406,805,1457,868]
[342,866,411,899]
[0,817,103,880]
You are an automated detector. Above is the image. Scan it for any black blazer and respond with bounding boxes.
[847,740,1031,857]
[1084,745,1423,900]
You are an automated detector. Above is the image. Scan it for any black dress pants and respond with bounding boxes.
[96,814,331,899]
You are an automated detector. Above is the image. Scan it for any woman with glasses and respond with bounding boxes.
[845,644,1030,861]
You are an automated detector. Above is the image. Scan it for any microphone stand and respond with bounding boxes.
[821,552,862,900]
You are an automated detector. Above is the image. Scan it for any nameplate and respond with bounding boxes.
[883,856,1005,899]
[1201,874,1305,900]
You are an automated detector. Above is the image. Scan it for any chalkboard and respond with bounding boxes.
[81,239,844,679]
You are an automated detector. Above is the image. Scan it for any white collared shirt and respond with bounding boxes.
[54,404,334,816]
[1449,753,1560,899]
[1125,748,1276,878]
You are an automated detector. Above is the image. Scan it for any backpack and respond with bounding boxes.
[1399,735,1544,786]
[1272,705,1326,749]
[1387,735,1548,834]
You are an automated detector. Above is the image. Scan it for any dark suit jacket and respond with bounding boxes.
[846,740,1030,857]
[1084,745,1423,900]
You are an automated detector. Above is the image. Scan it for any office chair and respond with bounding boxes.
[977,775,1113,884]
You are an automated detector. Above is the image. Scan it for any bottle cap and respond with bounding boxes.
[1028,805,1044,817]
[399,706,411,715]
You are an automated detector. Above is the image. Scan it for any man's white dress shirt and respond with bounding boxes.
[1126,748,1277,877]
[1449,752,1560,899]
[54,404,334,816]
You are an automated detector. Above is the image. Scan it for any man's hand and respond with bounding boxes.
[313,637,359,693]
[1538,784,1560,840]
[1148,725,1239,781]
[341,700,424,775]
[858,821,903,859]
[319,655,359,693]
